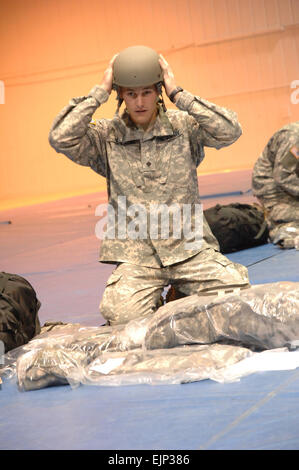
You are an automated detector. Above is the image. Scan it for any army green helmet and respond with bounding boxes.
[113,45,163,88]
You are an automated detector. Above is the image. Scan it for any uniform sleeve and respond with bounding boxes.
[175,91,242,149]
[48,85,110,177]
[273,142,299,197]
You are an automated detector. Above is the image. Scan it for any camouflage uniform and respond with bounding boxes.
[49,85,250,324]
[252,122,299,245]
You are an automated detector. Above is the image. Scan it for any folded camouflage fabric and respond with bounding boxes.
[272,223,299,249]
[4,281,299,391]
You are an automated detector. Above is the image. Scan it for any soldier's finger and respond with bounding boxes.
[109,54,119,67]
[159,54,169,68]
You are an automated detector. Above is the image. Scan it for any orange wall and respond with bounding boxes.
[1,0,299,209]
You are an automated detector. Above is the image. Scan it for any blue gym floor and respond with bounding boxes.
[1,169,299,450]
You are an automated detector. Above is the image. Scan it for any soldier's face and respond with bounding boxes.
[120,85,158,130]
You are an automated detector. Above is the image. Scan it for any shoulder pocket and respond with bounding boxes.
[282,146,298,171]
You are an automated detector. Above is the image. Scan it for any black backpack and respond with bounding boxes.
[0,272,41,353]
[204,203,269,254]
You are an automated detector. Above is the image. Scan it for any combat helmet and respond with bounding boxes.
[112,45,166,114]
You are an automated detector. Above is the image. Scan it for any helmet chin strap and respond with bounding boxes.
[115,96,124,116]
[158,97,167,113]
[156,82,166,112]
[112,84,123,116]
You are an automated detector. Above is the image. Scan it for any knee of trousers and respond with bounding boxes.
[99,285,159,326]
[211,251,250,286]
[99,289,127,326]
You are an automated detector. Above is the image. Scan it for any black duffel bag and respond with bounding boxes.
[204,202,269,253]
[0,272,41,353]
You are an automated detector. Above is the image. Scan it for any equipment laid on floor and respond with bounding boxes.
[0,272,41,353]
[204,203,269,253]
[2,281,298,391]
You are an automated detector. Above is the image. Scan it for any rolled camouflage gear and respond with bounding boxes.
[252,122,299,246]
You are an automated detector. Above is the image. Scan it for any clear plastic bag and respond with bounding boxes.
[209,347,299,383]
[1,281,299,391]
[142,282,299,351]
[16,342,253,389]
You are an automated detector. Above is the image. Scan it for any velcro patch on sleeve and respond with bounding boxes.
[282,146,299,171]
[290,145,299,159]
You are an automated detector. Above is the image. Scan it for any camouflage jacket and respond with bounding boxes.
[49,85,242,267]
[252,122,299,200]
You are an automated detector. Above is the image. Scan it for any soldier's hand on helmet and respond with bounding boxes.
[100,54,118,94]
[159,54,178,100]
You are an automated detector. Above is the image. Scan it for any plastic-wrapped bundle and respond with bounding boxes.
[143,282,299,351]
[0,323,125,384]
[17,343,252,389]
[1,281,299,391]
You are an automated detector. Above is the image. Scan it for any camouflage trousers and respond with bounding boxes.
[99,248,250,325]
[258,195,299,240]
